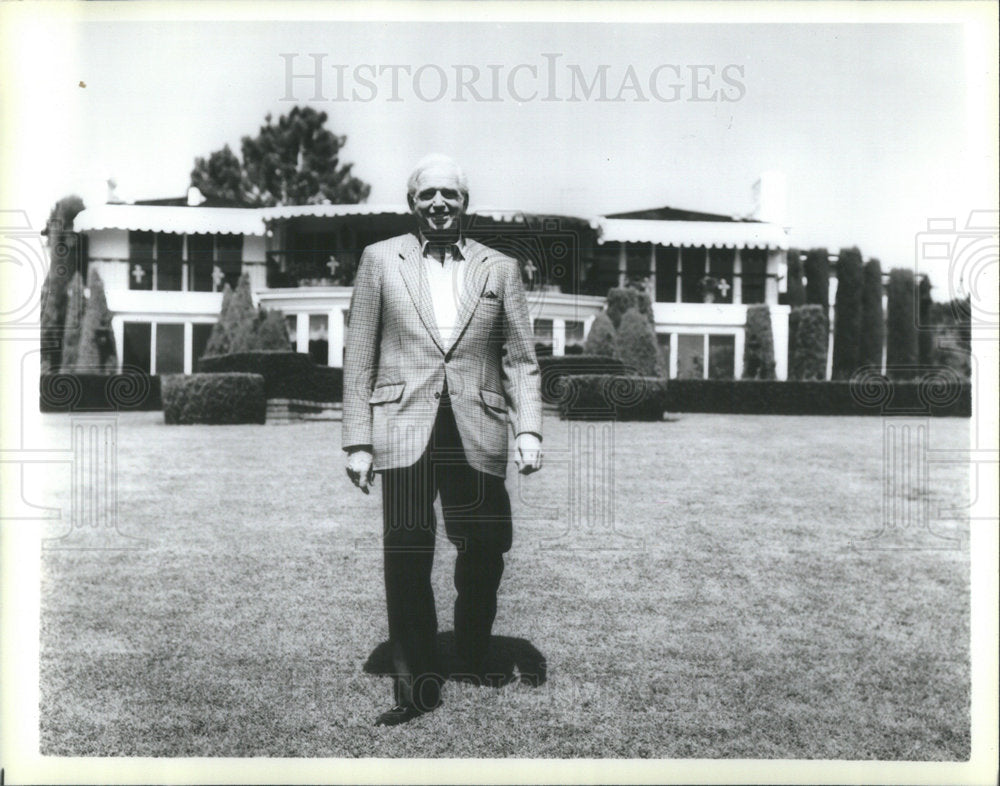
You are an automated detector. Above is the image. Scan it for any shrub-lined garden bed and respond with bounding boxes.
[557,375,668,421]
[538,355,627,405]
[198,351,342,402]
[39,373,162,412]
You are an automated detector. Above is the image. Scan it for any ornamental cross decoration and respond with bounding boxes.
[717,278,731,297]
[131,264,146,284]
[211,265,225,289]
[327,256,340,278]
[523,259,537,283]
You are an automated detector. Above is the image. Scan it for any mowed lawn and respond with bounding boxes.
[38,411,970,759]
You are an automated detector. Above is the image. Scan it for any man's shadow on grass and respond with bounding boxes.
[363,631,547,687]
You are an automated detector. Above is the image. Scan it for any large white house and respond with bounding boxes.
[72,181,790,379]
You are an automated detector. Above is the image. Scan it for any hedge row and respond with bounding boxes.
[40,372,162,412]
[198,351,342,402]
[662,378,970,416]
[162,373,266,425]
[557,375,668,421]
[537,355,627,405]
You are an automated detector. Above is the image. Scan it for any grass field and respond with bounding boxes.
[38,411,970,759]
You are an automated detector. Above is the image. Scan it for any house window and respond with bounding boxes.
[708,334,735,379]
[216,235,244,290]
[565,320,585,343]
[156,233,184,291]
[533,318,553,341]
[285,315,298,351]
[188,234,216,292]
[122,321,152,374]
[708,248,735,304]
[308,313,328,366]
[128,231,242,292]
[680,248,706,303]
[655,246,678,303]
[656,332,671,376]
[156,323,185,374]
[192,323,214,364]
[742,249,768,304]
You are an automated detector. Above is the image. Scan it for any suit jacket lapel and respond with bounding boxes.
[450,242,492,349]
[398,234,447,355]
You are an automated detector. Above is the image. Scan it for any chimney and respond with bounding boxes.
[106,176,124,204]
[750,171,787,226]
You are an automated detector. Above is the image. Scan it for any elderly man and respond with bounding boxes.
[342,154,543,726]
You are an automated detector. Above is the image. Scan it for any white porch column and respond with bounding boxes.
[765,250,781,304]
[328,308,345,368]
[669,333,678,379]
[734,328,745,379]
[617,244,626,288]
[295,312,309,355]
[772,306,789,381]
[552,318,566,357]
[648,245,656,300]
[733,248,743,305]
[183,322,193,375]
[111,316,125,373]
[149,323,158,375]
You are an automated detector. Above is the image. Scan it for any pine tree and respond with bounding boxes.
[804,248,830,311]
[831,247,864,379]
[918,274,934,370]
[615,308,659,377]
[59,272,85,373]
[583,311,618,357]
[743,305,776,379]
[72,268,118,373]
[858,258,885,370]
[789,305,828,380]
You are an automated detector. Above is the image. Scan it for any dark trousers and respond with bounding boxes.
[380,378,513,711]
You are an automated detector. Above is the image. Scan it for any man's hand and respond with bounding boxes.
[346,448,375,494]
[514,433,543,475]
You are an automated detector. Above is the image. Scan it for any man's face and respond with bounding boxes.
[408,164,468,237]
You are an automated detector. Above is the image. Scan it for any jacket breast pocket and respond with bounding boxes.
[369,382,405,404]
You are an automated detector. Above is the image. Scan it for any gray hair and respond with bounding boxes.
[406,154,469,201]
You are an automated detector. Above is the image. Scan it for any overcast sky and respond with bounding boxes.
[4,8,997,299]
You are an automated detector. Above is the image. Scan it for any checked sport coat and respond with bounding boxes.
[342,231,543,478]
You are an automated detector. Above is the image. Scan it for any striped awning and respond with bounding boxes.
[597,218,788,250]
[73,204,265,236]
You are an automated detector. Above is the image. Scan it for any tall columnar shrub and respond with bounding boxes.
[40,195,86,374]
[785,249,806,307]
[71,268,118,374]
[584,311,618,358]
[886,268,918,379]
[804,248,830,311]
[858,258,884,370]
[831,247,864,379]
[59,272,85,373]
[743,305,776,380]
[789,305,828,380]
[605,287,654,329]
[918,274,934,369]
[615,308,659,377]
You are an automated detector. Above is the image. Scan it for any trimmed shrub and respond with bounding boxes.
[743,305,776,380]
[785,249,806,307]
[71,268,118,374]
[162,373,266,425]
[804,248,830,310]
[662,379,969,417]
[886,268,918,379]
[789,305,828,380]
[605,287,654,329]
[40,372,162,412]
[256,309,291,350]
[858,258,884,370]
[538,354,627,405]
[831,247,863,379]
[40,196,86,374]
[583,311,618,358]
[205,277,258,356]
[930,296,971,380]
[59,272,85,373]
[615,308,659,377]
[197,350,342,402]
[557,374,668,421]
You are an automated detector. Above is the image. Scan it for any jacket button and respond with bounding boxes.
[434,391,441,399]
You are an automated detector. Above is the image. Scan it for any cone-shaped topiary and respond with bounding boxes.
[255,308,292,350]
[584,311,618,358]
[72,268,118,374]
[615,307,659,377]
[59,272,85,373]
[605,286,654,329]
[832,247,864,379]
[204,283,235,356]
[743,304,776,380]
[223,275,260,354]
[858,258,884,370]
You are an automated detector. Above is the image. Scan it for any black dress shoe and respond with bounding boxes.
[374,704,424,727]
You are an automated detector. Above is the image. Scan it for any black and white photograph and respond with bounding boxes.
[0,2,997,784]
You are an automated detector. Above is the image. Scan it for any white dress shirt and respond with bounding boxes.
[421,236,467,349]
